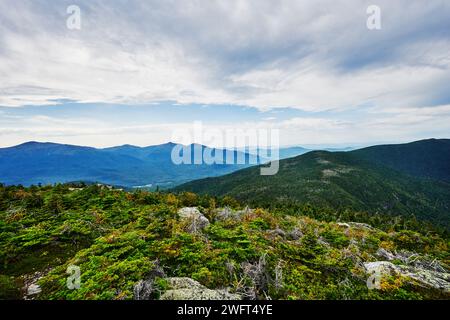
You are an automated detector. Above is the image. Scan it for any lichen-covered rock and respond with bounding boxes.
[159,277,241,300]
[178,207,210,233]
[364,261,450,293]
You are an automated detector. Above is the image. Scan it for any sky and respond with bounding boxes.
[0,0,449,148]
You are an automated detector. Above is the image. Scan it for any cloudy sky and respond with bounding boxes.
[0,0,449,148]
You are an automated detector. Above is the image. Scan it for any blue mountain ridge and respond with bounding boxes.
[0,141,263,188]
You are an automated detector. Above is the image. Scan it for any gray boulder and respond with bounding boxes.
[287,228,303,240]
[178,207,210,233]
[159,277,241,300]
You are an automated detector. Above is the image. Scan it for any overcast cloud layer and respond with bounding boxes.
[0,0,449,147]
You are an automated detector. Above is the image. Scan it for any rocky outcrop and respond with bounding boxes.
[178,207,210,233]
[364,261,450,293]
[159,277,241,300]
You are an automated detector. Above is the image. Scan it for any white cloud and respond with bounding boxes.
[0,0,449,111]
[229,62,450,110]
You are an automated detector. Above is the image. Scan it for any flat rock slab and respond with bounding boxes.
[159,277,241,300]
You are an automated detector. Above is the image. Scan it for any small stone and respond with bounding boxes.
[287,228,303,240]
[27,284,42,296]
[268,228,286,238]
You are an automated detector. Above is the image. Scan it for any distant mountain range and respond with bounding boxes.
[0,141,346,188]
[176,139,450,228]
[0,142,260,188]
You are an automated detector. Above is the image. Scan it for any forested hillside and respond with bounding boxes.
[350,139,450,182]
[176,150,450,229]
